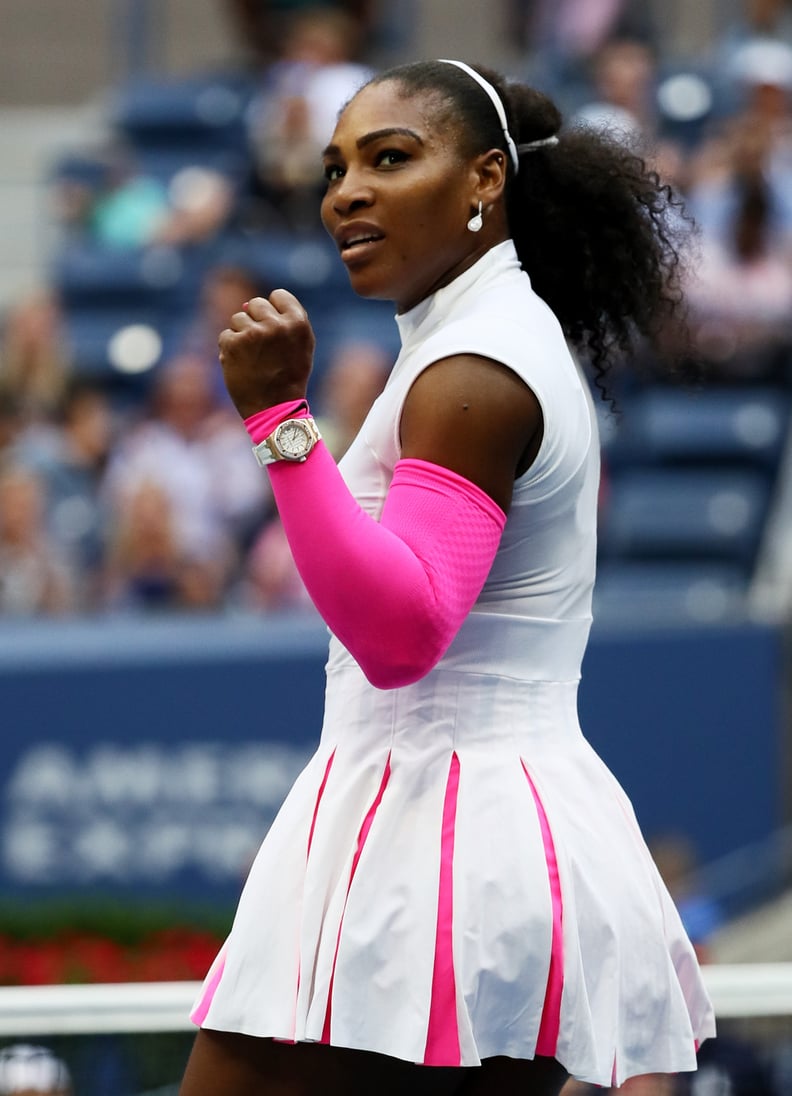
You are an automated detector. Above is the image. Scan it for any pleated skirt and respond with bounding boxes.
[192,659,715,1088]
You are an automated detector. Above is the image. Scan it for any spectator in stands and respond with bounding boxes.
[728,35,792,138]
[723,0,792,46]
[685,118,792,382]
[101,351,270,565]
[0,1043,72,1096]
[510,0,657,111]
[575,38,656,136]
[710,0,792,113]
[690,35,792,193]
[237,510,312,611]
[0,292,69,423]
[0,462,76,616]
[14,381,114,609]
[101,479,231,612]
[245,7,373,229]
[153,165,237,248]
[53,146,234,250]
[315,337,389,457]
[223,0,377,65]
[76,150,170,250]
[573,38,685,187]
[99,352,270,612]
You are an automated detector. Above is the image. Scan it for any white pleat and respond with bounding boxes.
[297,746,390,1041]
[525,736,709,1083]
[199,745,334,1036]
[453,745,552,1063]
[323,747,446,1059]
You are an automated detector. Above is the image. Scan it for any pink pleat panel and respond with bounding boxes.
[190,950,227,1027]
[308,750,336,860]
[424,751,462,1066]
[321,753,393,1043]
[521,761,564,1058]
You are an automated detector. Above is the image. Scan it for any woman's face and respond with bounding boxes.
[320,79,487,313]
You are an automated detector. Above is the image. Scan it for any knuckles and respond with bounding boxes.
[216,293,315,391]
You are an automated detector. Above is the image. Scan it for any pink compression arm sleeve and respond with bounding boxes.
[246,405,506,689]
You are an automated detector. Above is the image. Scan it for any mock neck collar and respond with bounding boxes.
[395,239,521,345]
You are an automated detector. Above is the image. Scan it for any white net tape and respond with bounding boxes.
[0,981,197,1037]
[0,965,791,1037]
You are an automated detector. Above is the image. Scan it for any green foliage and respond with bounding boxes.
[0,896,232,943]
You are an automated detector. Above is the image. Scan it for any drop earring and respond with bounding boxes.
[467,201,483,233]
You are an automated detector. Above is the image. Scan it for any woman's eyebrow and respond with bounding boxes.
[322,127,425,158]
[357,127,424,149]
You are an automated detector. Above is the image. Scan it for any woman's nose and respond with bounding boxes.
[331,172,374,216]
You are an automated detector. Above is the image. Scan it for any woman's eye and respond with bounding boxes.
[324,163,344,183]
[377,149,408,167]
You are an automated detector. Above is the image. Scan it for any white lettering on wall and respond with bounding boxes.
[2,742,312,885]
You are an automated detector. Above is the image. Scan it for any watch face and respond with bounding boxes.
[275,420,312,459]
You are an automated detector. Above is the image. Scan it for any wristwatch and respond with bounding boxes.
[252,416,322,466]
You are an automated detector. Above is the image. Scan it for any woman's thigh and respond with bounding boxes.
[460,1055,568,1096]
[179,1029,467,1096]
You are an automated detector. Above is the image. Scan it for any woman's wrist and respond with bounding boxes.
[244,400,310,445]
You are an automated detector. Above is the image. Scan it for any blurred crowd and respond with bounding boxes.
[0,332,389,617]
[2,0,792,620]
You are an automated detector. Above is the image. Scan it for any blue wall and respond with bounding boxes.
[0,613,785,905]
[580,622,785,864]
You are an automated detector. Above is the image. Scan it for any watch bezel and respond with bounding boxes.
[272,418,315,460]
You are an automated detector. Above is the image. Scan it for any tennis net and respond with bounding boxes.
[1,967,791,1094]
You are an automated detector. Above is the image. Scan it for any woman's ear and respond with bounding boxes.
[474,148,508,206]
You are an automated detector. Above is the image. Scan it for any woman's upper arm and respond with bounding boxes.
[399,354,544,513]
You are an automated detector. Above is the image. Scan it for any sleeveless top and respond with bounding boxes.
[332,238,597,683]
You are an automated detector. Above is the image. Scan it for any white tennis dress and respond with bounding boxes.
[192,241,716,1087]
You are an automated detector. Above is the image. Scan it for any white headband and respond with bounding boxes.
[438,59,559,172]
[439,59,520,174]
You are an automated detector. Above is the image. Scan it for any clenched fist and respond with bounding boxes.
[218,289,316,419]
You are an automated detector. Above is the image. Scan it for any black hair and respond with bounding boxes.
[365,60,689,399]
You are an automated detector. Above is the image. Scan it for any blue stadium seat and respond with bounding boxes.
[109,72,252,141]
[223,230,346,294]
[594,560,749,627]
[52,242,187,309]
[655,63,717,150]
[107,72,254,182]
[605,386,791,470]
[599,467,771,569]
[64,306,171,380]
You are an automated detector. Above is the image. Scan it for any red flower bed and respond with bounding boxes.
[0,927,222,985]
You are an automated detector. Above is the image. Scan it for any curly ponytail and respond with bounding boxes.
[367,61,689,397]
